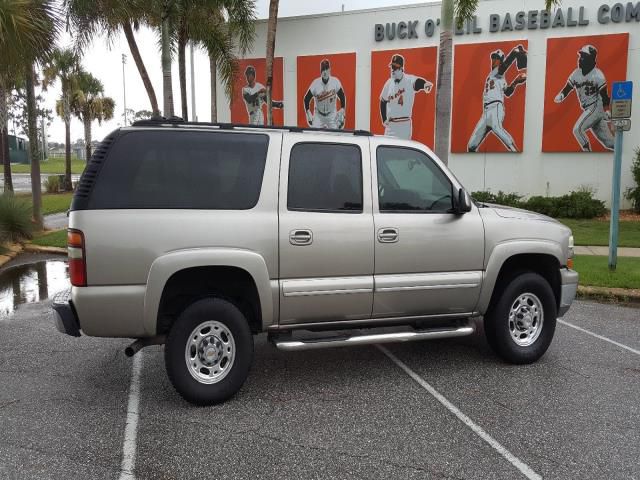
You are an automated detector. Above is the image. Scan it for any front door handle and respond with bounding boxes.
[290,229,313,246]
[377,227,399,243]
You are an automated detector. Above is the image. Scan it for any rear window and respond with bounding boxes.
[88,130,269,210]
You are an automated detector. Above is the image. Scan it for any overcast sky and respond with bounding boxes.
[31,0,425,145]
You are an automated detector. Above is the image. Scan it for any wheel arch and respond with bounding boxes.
[144,248,275,335]
[477,241,564,315]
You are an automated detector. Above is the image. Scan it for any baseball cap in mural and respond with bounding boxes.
[389,54,404,69]
[490,49,505,62]
[245,65,256,76]
[578,44,597,57]
[320,59,331,71]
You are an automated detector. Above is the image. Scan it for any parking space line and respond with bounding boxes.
[118,352,143,480]
[377,345,542,480]
[558,319,640,355]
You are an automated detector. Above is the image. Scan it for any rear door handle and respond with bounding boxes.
[289,229,313,246]
[377,227,399,243]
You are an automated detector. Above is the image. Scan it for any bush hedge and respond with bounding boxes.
[471,189,606,219]
[0,194,34,243]
[625,148,640,213]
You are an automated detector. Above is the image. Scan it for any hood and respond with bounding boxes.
[484,203,559,223]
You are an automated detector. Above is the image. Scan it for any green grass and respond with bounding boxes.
[31,229,66,248]
[574,255,640,289]
[559,218,640,248]
[11,157,86,174]
[15,192,73,216]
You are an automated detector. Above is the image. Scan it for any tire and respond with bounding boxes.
[484,272,557,364]
[165,297,253,405]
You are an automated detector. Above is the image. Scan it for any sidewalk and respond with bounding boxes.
[575,246,640,257]
[44,213,67,230]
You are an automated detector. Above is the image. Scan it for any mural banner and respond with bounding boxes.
[542,33,629,153]
[370,46,437,148]
[297,52,356,130]
[230,57,284,126]
[451,40,528,153]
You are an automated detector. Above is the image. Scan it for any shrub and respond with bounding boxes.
[625,148,640,213]
[44,175,60,194]
[471,190,521,207]
[0,194,34,243]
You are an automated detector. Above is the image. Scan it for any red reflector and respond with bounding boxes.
[67,229,86,287]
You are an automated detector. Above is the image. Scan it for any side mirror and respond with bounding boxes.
[454,188,472,214]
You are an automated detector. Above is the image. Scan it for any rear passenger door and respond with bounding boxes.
[278,134,374,325]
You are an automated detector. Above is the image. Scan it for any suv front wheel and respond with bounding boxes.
[165,297,253,405]
[484,272,557,364]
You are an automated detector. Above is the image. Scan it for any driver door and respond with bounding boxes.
[371,139,485,318]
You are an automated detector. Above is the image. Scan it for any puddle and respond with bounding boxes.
[0,261,70,317]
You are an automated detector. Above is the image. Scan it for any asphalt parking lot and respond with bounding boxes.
[0,268,638,479]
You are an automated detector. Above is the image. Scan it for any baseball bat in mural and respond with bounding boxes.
[297,53,356,130]
[542,33,629,153]
[451,40,528,154]
[230,58,284,126]
[370,47,437,148]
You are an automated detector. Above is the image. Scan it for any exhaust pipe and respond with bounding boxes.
[125,335,166,357]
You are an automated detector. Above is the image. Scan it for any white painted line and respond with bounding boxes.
[377,345,542,480]
[118,352,143,480]
[558,319,640,356]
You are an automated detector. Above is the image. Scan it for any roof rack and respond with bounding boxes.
[131,116,373,137]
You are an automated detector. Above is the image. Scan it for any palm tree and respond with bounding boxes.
[69,71,115,160]
[0,0,61,229]
[435,0,560,164]
[65,0,160,116]
[42,48,80,190]
[265,0,279,125]
[0,73,14,192]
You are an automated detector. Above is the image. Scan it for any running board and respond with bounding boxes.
[273,323,475,351]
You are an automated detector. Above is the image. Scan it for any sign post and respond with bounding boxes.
[608,81,633,271]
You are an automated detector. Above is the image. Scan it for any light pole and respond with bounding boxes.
[122,53,128,125]
[190,42,196,121]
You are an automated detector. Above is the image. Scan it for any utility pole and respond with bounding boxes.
[122,53,128,126]
[190,43,197,121]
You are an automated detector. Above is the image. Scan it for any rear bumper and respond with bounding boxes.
[52,289,81,337]
[558,268,579,317]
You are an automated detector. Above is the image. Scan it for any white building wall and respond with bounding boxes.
[217,0,639,206]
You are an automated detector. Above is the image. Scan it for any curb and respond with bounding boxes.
[0,243,24,268]
[23,244,67,255]
[577,285,640,306]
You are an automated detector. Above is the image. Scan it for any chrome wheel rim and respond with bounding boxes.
[185,321,235,384]
[508,293,544,347]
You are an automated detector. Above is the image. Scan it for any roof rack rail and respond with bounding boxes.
[130,117,373,137]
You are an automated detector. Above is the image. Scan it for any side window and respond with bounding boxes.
[288,143,363,212]
[377,146,453,213]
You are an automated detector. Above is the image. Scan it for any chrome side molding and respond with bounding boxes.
[272,323,475,352]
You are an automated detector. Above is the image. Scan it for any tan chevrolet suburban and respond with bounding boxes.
[52,119,578,405]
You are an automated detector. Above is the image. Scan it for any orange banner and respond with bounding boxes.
[542,33,629,153]
[230,57,284,126]
[370,47,437,148]
[297,52,356,130]
[451,40,528,153]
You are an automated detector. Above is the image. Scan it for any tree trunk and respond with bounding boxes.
[25,64,43,230]
[0,83,13,193]
[161,11,175,118]
[123,22,160,117]
[209,53,217,122]
[83,116,92,161]
[63,92,72,190]
[265,0,279,126]
[435,0,453,165]
[178,23,188,121]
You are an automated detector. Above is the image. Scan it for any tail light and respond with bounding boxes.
[567,235,575,270]
[68,229,87,287]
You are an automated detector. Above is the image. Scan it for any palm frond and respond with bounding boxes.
[454,0,479,29]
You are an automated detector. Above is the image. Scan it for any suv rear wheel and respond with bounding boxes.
[165,297,253,405]
[485,272,557,364]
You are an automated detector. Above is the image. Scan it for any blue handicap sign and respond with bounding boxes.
[612,81,633,101]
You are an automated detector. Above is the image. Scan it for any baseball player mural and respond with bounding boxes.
[542,33,628,153]
[379,54,433,140]
[303,59,347,129]
[553,45,613,151]
[241,65,283,125]
[467,45,527,152]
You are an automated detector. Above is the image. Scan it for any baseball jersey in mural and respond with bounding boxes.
[381,74,420,118]
[569,68,607,108]
[309,77,343,115]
